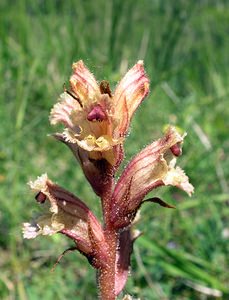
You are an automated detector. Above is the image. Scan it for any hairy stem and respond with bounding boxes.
[98,175,117,300]
[98,228,117,300]
[101,171,114,226]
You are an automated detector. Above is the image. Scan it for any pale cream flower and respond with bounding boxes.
[50,60,149,165]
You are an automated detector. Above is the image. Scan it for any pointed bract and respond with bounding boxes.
[115,228,141,296]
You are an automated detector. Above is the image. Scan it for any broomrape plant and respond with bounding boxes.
[23,60,194,300]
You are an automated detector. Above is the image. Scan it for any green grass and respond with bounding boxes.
[0,0,229,299]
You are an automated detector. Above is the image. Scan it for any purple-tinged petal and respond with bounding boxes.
[70,60,100,103]
[113,60,149,137]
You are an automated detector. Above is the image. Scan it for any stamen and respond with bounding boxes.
[170,143,182,156]
[99,80,112,97]
[35,191,47,203]
[87,105,107,122]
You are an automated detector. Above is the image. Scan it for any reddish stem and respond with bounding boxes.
[98,177,118,300]
[98,228,117,300]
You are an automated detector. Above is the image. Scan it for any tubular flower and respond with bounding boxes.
[110,126,194,228]
[50,60,149,165]
[23,174,108,267]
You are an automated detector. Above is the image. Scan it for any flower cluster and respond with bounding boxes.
[23,60,193,299]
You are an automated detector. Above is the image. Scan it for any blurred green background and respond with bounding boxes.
[0,0,229,299]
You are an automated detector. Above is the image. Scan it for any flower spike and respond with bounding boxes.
[24,60,194,299]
